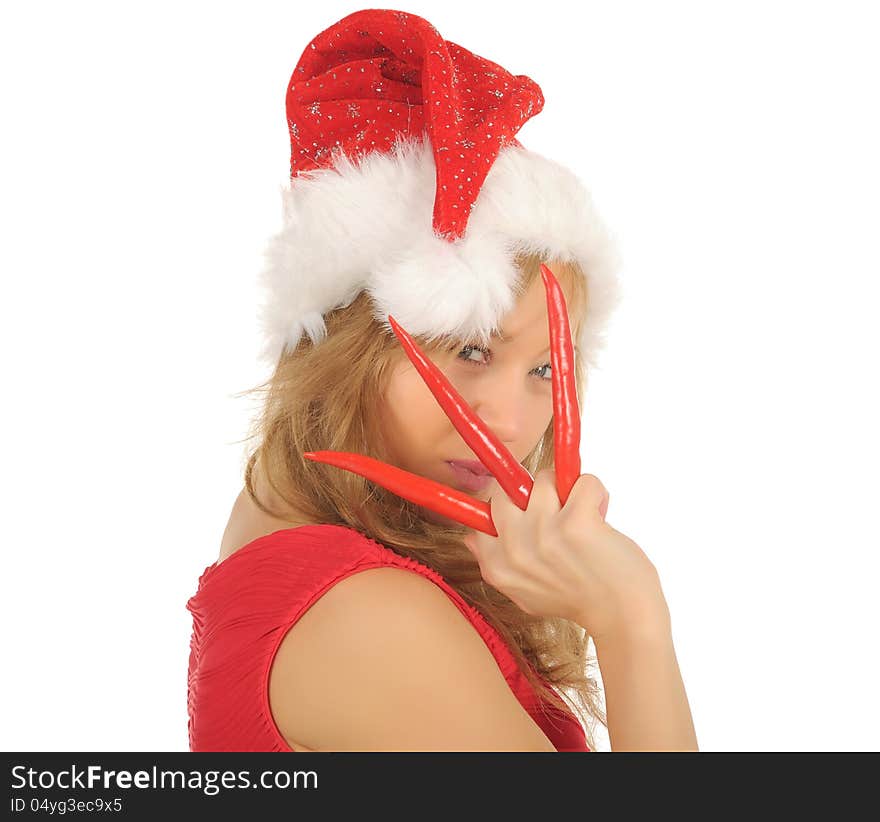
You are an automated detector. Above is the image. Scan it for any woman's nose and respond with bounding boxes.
[467,382,524,445]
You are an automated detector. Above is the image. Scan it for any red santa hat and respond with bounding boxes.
[257,8,623,370]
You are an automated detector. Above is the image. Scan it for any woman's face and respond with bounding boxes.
[380,263,579,520]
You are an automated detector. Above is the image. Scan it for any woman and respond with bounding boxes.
[186,8,698,752]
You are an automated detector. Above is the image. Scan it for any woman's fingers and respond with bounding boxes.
[386,315,533,511]
[540,263,581,506]
[302,450,499,536]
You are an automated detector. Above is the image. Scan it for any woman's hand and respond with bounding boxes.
[463,469,668,643]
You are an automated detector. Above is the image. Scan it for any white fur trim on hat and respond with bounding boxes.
[256,134,623,371]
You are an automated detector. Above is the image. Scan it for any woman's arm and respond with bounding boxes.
[589,608,699,752]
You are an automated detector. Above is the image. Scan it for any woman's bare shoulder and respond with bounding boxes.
[267,566,557,752]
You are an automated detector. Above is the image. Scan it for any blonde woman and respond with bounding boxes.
[186,8,697,753]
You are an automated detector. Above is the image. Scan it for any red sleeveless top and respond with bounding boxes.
[186,523,589,752]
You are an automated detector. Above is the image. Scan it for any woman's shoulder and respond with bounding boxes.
[267,559,559,752]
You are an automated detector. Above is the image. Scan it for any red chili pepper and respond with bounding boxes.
[303,262,582,533]
[540,262,581,505]
[302,450,498,536]
[387,315,533,511]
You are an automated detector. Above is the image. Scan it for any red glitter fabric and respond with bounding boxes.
[285,8,545,240]
[186,524,590,752]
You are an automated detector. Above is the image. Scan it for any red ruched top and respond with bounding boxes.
[186,523,589,752]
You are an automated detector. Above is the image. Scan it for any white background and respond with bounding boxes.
[2,0,878,752]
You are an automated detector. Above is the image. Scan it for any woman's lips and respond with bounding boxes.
[446,459,491,476]
[445,460,493,492]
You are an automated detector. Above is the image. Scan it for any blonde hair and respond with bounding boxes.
[234,251,607,750]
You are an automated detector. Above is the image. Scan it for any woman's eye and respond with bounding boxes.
[458,344,489,365]
[457,345,552,381]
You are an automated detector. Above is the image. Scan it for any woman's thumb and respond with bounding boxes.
[567,473,610,522]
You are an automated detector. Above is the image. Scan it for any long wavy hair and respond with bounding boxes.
[234,250,608,750]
